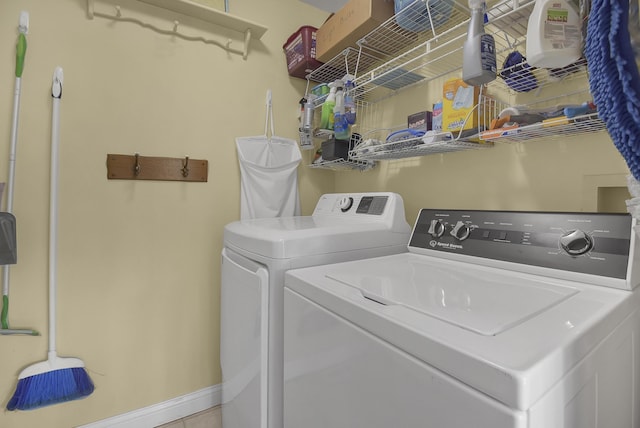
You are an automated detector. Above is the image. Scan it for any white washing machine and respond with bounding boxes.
[284,209,640,428]
[220,192,411,428]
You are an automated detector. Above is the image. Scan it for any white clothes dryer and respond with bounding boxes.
[284,209,640,428]
[220,192,411,428]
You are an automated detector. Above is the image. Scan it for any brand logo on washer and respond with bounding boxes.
[434,241,463,250]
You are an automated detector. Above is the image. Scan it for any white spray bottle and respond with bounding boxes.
[462,0,496,86]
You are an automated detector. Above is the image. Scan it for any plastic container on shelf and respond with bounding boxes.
[462,0,496,86]
[283,26,324,79]
[320,82,337,130]
[525,0,582,68]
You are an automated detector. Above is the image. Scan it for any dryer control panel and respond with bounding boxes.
[409,209,638,288]
[313,193,399,217]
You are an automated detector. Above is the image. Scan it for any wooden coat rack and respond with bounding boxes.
[106,153,208,182]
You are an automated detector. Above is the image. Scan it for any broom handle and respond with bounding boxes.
[49,68,63,354]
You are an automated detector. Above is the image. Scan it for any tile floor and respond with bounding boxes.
[156,406,221,428]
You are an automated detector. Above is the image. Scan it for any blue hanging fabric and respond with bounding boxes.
[585,0,640,179]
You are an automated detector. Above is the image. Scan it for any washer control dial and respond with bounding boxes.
[428,220,445,238]
[560,230,593,256]
[337,196,354,212]
[450,221,471,241]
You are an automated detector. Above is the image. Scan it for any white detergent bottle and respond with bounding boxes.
[462,0,496,86]
[526,0,582,68]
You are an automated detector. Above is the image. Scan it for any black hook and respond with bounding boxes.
[134,153,141,176]
[181,156,190,177]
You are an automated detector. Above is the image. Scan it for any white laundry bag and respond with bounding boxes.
[236,91,302,219]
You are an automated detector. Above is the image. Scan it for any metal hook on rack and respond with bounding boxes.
[115,5,122,17]
[173,20,179,32]
[134,152,141,176]
[181,156,190,177]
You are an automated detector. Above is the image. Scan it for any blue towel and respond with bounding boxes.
[586,0,640,178]
[585,0,640,180]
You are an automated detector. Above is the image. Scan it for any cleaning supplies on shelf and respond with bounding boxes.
[526,0,582,68]
[462,0,496,86]
[6,67,94,411]
[319,82,336,130]
[1,11,38,337]
[333,80,350,140]
[298,96,314,150]
[499,51,537,92]
[344,77,357,125]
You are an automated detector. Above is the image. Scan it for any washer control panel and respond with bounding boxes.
[313,194,391,216]
[410,209,634,280]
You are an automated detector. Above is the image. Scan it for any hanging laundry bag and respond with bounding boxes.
[236,90,302,219]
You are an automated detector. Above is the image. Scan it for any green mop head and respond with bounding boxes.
[6,353,94,410]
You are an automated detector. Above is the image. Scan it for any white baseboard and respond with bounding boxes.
[77,384,221,428]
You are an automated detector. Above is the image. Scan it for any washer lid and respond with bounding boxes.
[224,216,409,259]
[327,255,579,336]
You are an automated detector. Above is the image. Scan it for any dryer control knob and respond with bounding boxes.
[560,230,593,256]
[428,220,445,238]
[337,196,354,212]
[450,221,471,241]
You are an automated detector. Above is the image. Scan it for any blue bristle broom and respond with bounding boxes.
[6,67,94,411]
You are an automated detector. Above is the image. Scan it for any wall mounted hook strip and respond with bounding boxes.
[181,156,190,177]
[134,152,141,176]
[107,154,207,182]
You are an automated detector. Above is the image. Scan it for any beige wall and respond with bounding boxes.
[0,0,329,426]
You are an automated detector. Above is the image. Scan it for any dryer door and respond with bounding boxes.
[221,248,269,428]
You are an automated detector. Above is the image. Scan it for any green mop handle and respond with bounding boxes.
[1,33,26,331]
[1,295,7,329]
[15,33,26,78]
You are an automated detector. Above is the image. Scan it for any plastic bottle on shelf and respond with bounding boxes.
[301,96,314,131]
[333,80,350,140]
[319,83,336,130]
[526,0,582,68]
[344,77,357,125]
[462,0,496,86]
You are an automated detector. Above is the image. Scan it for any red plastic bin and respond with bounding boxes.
[283,26,324,79]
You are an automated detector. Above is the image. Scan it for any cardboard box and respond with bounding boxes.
[408,111,432,132]
[442,78,480,135]
[316,0,394,62]
[432,101,443,131]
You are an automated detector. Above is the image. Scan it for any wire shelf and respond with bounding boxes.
[303,0,603,165]
[480,113,606,143]
[308,158,375,171]
[305,48,383,85]
[350,132,492,160]
[352,0,537,98]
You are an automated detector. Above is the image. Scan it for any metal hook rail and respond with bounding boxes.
[107,153,208,182]
[86,0,267,59]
